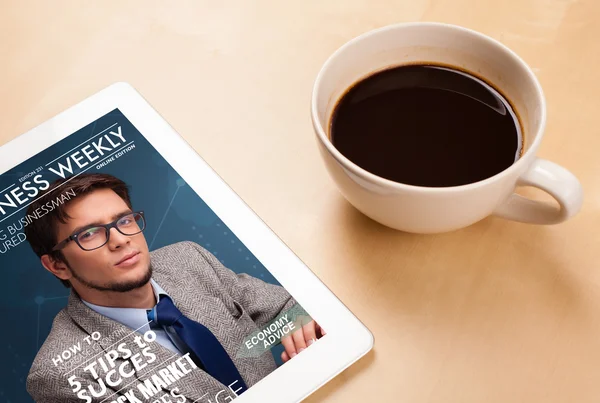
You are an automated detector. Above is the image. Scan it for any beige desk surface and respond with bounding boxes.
[1,1,599,402]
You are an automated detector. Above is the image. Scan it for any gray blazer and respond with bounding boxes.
[27,241,296,402]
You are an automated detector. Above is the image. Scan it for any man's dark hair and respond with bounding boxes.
[24,173,132,287]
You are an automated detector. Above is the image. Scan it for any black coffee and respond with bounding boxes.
[330,64,522,187]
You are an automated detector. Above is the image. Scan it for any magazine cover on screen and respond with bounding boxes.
[0,109,324,403]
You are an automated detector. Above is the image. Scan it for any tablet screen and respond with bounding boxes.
[0,109,325,403]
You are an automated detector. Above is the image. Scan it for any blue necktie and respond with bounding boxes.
[154,295,248,394]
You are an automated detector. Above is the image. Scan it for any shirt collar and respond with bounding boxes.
[150,278,168,301]
[82,279,170,331]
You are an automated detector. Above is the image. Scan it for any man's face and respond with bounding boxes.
[53,188,151,292]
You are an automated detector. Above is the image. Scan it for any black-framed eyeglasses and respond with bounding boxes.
[52,211,146,252]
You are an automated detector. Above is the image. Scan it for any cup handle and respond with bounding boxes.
[493,158,583,224]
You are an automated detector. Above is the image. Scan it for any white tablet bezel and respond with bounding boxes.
[0,82,373,403]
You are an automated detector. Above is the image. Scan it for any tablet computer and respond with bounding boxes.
[0,82,373,403]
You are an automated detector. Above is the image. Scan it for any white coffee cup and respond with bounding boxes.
[311,22,583,234]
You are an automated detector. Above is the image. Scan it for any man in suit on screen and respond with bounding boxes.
[24,173,324,402]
